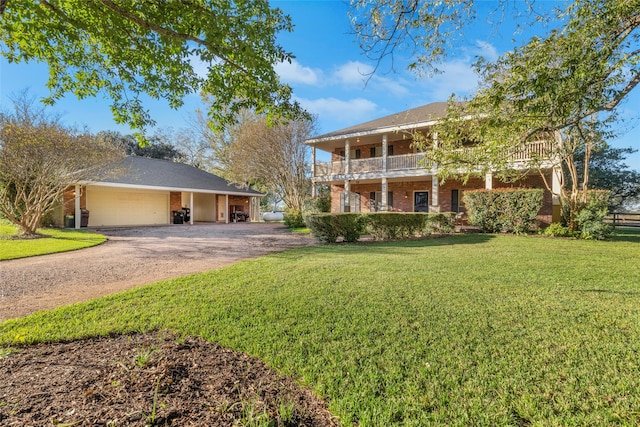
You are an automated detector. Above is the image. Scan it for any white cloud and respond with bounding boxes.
[275,59,322,85]
[472,40,499,62]
[334,61,374,86]
[423,59,480,100]
[414,41,500,100]
[333,60,410,97]
[298,97,378,126]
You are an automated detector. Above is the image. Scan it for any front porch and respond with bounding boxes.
[327,173,554,225]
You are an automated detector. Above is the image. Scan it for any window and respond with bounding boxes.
[451,189,459,213]
[388,145,394,156]
[355,149,361,159]
[339,150,345,159]
[388,191,393,209]
[370,147,376,157]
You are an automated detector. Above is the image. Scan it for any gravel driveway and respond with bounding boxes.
[0,223,316,322]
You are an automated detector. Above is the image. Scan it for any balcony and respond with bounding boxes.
[313,141,552,180]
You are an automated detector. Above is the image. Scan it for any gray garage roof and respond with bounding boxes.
[92,156,263,196]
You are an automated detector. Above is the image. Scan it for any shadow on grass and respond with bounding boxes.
[275,234,496,259]
[610,226,640,243]
[577,288,640,296]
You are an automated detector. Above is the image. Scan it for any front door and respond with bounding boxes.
[414,191,429,213]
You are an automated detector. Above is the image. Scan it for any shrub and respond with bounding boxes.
[305,213,366,243]
[367,212,456,241]
[425,212,456,234]
[576,190,612,240]
[332,214,367,243]
[283,209,305,228]
[543,223,576,238]
[305,214,338,243]
[463,188,543,233]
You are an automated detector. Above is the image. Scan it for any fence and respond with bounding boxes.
[606,212,640,227]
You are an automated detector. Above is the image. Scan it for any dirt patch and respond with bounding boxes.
[0,331,338,426]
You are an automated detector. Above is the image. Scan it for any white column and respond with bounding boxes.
[74,184,81,229]
[382,134,388,172]
[344,180,350,212]
[552,166,563,222]
[381,178,388,211]
[431,177,440,212]
[485,172,493,190]
[345,139,351,174]
[311,146,316,178]
[225,194,229,224]
[189,192,194,225]
[311,183,317,198]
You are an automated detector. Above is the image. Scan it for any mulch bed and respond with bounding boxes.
[0,332,339,426]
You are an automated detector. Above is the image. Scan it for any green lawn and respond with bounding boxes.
[1,229,640,425]
[0,221,106,260]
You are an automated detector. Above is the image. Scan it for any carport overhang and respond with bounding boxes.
[70,181,263,228]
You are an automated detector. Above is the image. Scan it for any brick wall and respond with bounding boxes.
[170,192,182,212]
[328,172,552,223]
[63,186,87,216]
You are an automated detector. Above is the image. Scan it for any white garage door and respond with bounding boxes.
[86,186,169,226]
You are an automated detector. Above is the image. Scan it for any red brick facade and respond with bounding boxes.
[330,173,553,225]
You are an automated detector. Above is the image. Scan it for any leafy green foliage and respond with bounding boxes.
[575,190,613,240]
[283,209,305,229]
[309,184,331,213]
[306,212,455,242]
[0,94,122,236]
[305,213,367,243]
[0,1,304,132]
[366,212,455,240]
[463,189,543,233]
[3,233,640,425]
[572,143,640,211]
[543,223,576,238]
[304,214,338,243]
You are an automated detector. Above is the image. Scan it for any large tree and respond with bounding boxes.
[211,112,315,212]
[0,95,122,236]
[0,1,304,132]
[351,0,640,227]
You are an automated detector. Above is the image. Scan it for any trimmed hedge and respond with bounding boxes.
[463,188,543,233]
[305,213,367,243]
[367,212,455,240]
[306,212,456,243]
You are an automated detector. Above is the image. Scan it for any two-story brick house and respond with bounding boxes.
[306,102,559,224]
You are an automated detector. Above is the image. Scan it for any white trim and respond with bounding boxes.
[82,181,262,198]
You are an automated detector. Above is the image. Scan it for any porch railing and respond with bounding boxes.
[313,142,552,178]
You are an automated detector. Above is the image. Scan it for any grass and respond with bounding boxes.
[2,228,640,425]
[0,220,106,260]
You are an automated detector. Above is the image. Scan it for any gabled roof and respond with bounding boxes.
[90,156,262,196]
[306,102,451,144]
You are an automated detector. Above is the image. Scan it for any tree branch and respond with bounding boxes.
[95,0,249,74]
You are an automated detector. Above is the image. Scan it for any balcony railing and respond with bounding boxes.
[313,142,552,178]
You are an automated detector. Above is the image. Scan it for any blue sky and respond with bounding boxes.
[1,0,638,167]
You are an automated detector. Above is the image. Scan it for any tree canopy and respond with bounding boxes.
[0,94,122,236]
[0,1,305,132]
[352,0,639,229]
[203,109,315,212]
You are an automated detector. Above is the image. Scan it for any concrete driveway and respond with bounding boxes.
[0,223,315,322]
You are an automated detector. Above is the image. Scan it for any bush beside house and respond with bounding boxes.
[306,212,456,243]
[463,188,543,234]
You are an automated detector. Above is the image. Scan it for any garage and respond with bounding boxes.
[61,157,263,228]
[86,185,169,226]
